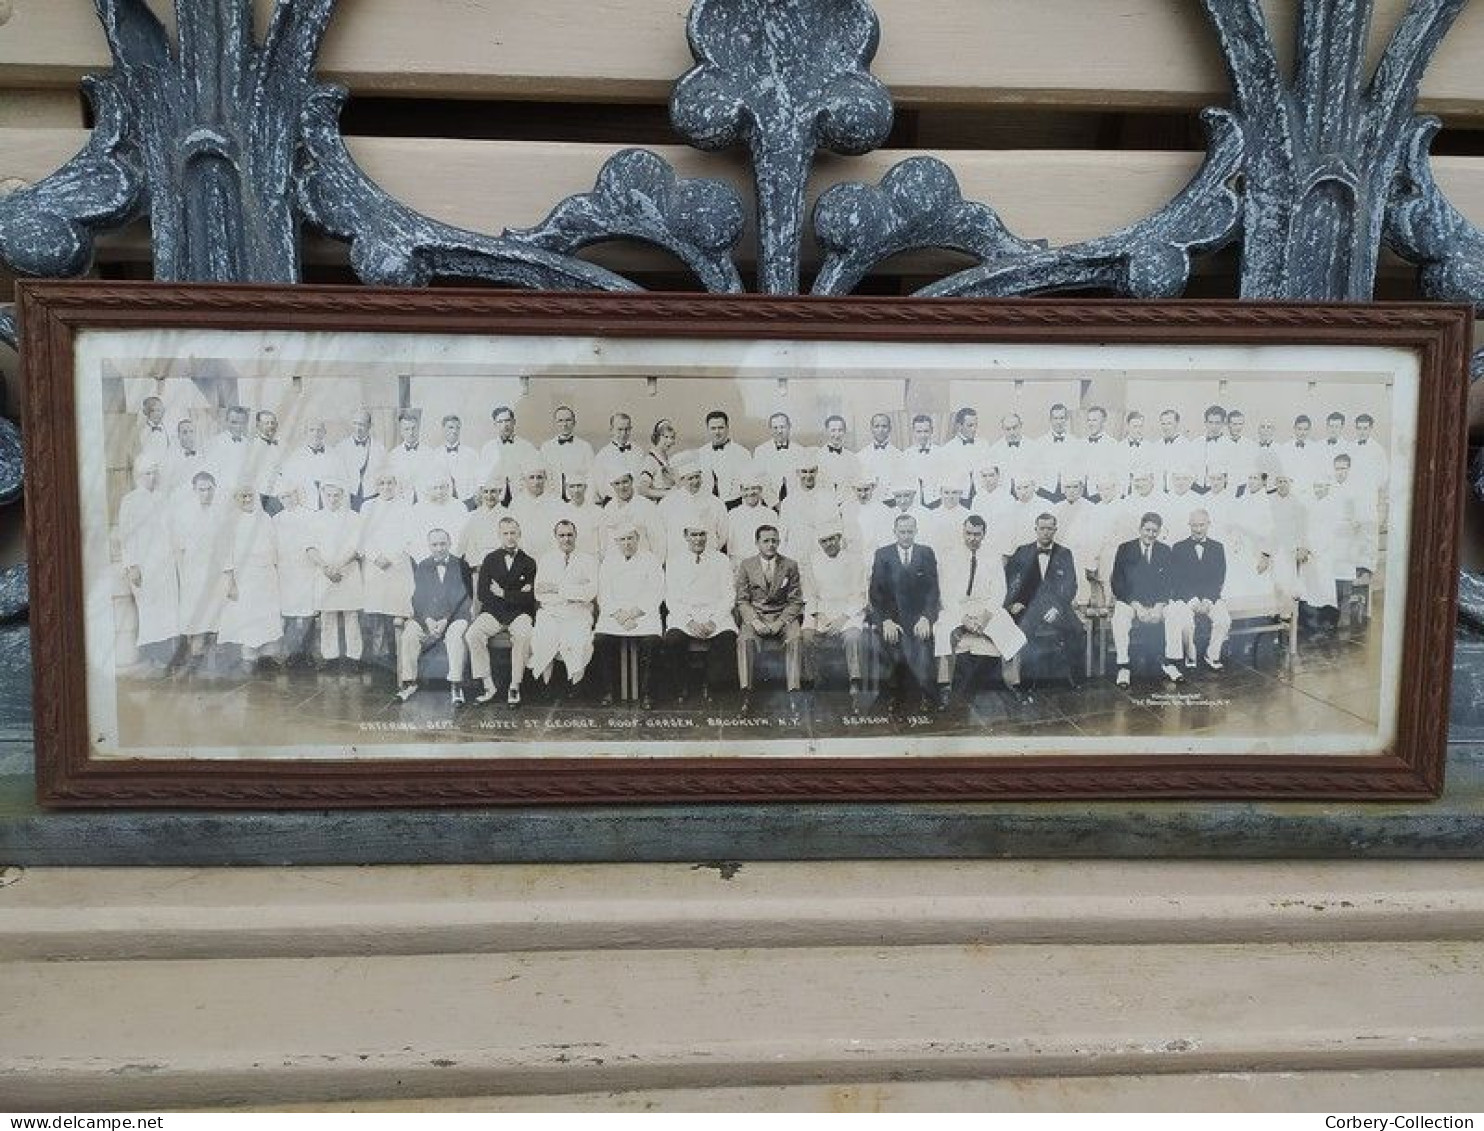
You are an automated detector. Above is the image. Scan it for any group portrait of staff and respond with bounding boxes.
[113,387,1391,717]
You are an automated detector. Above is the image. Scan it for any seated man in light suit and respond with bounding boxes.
[395,527,473,705]
[734,523,805,714]
[466,516,538,706]
[935,513,1028,709]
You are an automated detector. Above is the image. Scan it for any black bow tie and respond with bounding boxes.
[918,447,931,454]
[404,444,417,452]
[261,438,277,445]
[1007,441,1020,447]
[775,443,789,450]
[1129,441,1141,447]
[1164,438,1176,444]
[1038,547,1053,555]
[1328,439,1339,445]
[500,437,514,445]
[445,446,459,453]
[1053,436,1065,442]
[182,449,197,457]
[354,439,368,446]
[617,443,631,452]
[712,443,727,451]
[873,443,888,450]
[231,436,243,443]
[828,446,843,454]
[310,446,325,454]
[557,436,573,445]
[961,438,973,445]
[149,424,163,432]
[1089,436,1102,442]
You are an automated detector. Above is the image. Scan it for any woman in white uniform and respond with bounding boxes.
[117,457,180,672]
[218,486,283,667]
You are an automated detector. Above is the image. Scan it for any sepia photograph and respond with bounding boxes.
[19,286,1465,804]
[80,314,1416,762]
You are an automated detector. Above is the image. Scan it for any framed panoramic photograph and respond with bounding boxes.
[16,283,1471,807]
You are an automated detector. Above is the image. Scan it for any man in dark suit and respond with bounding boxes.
[734,524,805,713]
[395,527,474,704]
[1169,508,1230,672]
[1109,511,1185,688]
[868,513,942,713]
[466,516,538,706]
[1002,512,1083,689]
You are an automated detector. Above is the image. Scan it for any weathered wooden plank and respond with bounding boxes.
[6,941,1482,1109]
[5,129,1484,275]
[3,861,1482,960]
[257,1069,1484,1112]
[3,1,1484,116]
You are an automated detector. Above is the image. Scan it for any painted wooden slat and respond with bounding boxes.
[6,940,1482,1109]
[5,129,1484,271]
[3,861,1484,961]
[3,1,1484,116]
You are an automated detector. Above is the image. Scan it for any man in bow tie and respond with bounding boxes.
[589,411,645,503]
[395,527,473,705]
[902,413,942,510]
[332,407,386,512]
[385,410,433,503]
[136,395,171,462]
[476,404,539,506]
[1169,508,1230,672]
[934,406,985,500]
[855,411,903,494]
[205,404,252,490]
[433,413,482,505]
[751,411,804,507]
[539,404,595,502]
[1003,513,1083,691]
[696,409,751,509]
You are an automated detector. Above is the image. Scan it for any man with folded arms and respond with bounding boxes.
[395,527,472,705]
[467,516,537,706]
[661,525,737,704]
[1109,512,1186,689]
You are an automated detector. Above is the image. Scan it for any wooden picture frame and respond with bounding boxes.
[17,282,1471,807]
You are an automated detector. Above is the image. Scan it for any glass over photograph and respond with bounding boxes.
[74,328,1416,761]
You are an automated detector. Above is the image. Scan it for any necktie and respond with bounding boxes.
[966,550,977,596]
[1143,544,1151,564]
[695,554,701,565]
[763,560,774,586]
[900,548,911,568]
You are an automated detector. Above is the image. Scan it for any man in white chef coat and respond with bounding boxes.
[660,525,738,704]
